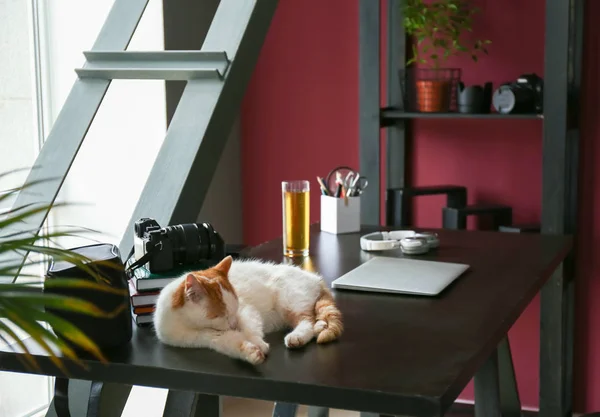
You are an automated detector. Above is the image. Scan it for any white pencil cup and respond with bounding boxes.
[320,195,361,234]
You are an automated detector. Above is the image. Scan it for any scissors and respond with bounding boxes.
[324,166,368,197]
[345,172,368,196]
[325,166,356,197]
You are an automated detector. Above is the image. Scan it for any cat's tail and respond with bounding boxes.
[313,281,343,344]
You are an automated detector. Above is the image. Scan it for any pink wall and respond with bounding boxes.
[241,0,600,412]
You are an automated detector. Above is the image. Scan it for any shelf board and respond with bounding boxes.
[381,109,544,121]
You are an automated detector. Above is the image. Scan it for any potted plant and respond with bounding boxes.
[0,171,129,370]
[402,0,491,112]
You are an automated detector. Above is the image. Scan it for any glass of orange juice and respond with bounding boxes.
[281,180,310,257]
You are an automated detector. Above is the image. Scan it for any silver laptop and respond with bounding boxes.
[331,256,470,296]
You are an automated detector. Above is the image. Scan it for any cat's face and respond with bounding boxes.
[171,256,239,331]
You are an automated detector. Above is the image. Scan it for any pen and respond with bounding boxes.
[316,176,330,196]
[334,183,342,198]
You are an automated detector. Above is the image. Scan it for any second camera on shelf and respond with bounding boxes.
[492,73,544,115]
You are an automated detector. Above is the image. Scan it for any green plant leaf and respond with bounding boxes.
[27,308,108,363]
[0,176,60,206]
[0,319,38,370]
[0,202,68,230]
[0,303,71,374]
[0,169,119,369]
[10,244,113,284]
[0,291,126,318]
[5,299,86,367]
[38,279,128,295]
[1,300,91,372]
[403,0,490,67]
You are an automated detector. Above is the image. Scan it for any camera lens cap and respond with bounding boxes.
[492,85,516,114]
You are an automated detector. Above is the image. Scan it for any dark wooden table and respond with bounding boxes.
[0,225,572,417]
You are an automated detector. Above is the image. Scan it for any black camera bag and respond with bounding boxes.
[44,243,132,351]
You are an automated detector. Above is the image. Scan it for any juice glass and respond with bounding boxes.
[281,180,310,257]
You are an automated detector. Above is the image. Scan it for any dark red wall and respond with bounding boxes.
[241,0,600,412]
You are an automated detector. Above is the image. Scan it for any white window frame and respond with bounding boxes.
[0,2,60,416]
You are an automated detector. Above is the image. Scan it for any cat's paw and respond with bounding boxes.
[249,336,270,355]
[284,332,311,349]
[313,320,328,335]
[240,341,265,365]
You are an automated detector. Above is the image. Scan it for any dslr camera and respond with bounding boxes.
[492,73,544,115]
[133,218,225,273]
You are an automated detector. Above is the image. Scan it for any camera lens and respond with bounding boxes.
[164,223,210,266]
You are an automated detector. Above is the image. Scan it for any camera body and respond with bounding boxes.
[133,218,225,273]
[492,73,544,115]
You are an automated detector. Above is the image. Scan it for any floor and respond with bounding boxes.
[119,386,497,417]
[121,387,357,416]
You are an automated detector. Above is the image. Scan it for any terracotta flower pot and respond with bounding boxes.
[415,80,451,112]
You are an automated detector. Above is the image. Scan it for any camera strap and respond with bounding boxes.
[125,252,152,275]
[124,246,156,278]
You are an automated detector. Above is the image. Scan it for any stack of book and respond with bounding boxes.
[125,246,247,326]
[128,264,181,326]
[126,259,225,326]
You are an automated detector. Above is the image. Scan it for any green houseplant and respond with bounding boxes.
[0,170,128,372]
[402,0,491,112]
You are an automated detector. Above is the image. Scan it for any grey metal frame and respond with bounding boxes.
[359,0,408,226]
[118,0,280,257]
[4,0,280,415]
[358,0,381,225]
[358,0,585,416]
[385,0,408,193]
[0,0,149,284]
[539,0,584,416]
[75,51,231,80]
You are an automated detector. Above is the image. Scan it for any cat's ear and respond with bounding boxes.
[214,255,233,275]
[184,274,204,303]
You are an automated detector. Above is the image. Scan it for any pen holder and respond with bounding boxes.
[320,195,361,234]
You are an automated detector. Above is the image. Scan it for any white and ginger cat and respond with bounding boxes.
[153,255,343,365]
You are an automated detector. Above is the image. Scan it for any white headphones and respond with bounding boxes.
[360,230,440,255]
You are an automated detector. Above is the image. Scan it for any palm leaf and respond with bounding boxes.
[0,174,57,206]
[24,307,108,363]
[0,320,38,370]
[0,291,126,318]
[0,293,91,369]
[0,169,128,370]
[0,168,59,202]
[10,244,115,285]
[0,302,69,374]
[11,279,127,296]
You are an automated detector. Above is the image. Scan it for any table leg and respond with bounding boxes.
[474,350,502,417]
[540,263,575,417]
[45,379,132,417]
[163,391,221,417]
[308,406,330,417]
[48,377,71,417]
[474,337,522,417]
[497,338,522,417]
[272,402,298,417]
